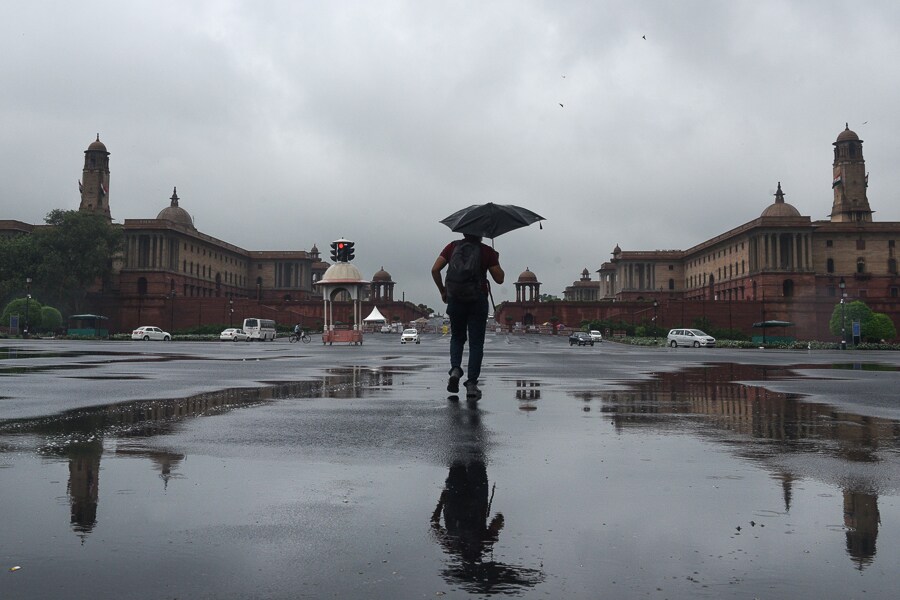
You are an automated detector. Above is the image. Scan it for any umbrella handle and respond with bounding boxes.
[488,284,497,314]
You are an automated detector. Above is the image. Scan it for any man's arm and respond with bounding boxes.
[488,263,504,284]
[431,256,448,303]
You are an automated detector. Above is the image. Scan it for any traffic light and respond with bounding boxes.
[330,238,354,262]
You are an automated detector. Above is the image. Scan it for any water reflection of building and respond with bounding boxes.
[67,440,102,538]
[515,379,541,412]
[572,362,900,570]
[0,366,405,539]
[844,491,880,570]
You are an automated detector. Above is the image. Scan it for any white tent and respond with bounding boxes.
[363,306,387,322]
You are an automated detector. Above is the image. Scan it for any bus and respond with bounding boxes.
[242,318,277,341]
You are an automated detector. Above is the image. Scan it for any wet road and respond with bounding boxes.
[2,334,900,599]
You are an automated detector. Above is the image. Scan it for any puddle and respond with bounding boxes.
[2,359,900,598]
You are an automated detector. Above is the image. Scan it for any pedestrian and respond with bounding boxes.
[431,233,504,400]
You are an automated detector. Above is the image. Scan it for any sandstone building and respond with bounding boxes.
[500,125,900,340]
[3,137,427,332]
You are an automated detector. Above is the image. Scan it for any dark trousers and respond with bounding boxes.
[447,295,489,383]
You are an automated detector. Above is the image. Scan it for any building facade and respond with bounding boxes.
[499,125,900,340]
[3,137,428,332]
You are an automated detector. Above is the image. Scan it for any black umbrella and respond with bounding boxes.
[440,203,545,239]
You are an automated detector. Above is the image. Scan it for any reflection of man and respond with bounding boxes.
[431,460,504,562]
[430,404,543,594]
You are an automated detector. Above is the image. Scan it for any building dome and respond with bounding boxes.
[373,267,392,281]
[87,135,107,152]
[517,268,538,283]
[612,244,622,256]
[836,124,860,143]
[156,187,195,228]
[319,262,365,283]
[760,182,801,218]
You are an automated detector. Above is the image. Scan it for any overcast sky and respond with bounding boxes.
[3,1,900,310]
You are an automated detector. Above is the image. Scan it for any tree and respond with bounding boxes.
[827,300,897,342]
[29,209,123,313]
[2,297,43,332]
[866,313,897,342]
[828,301,873,339]
[40,306,64,333]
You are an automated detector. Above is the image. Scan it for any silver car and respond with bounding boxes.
[667,328,716,348]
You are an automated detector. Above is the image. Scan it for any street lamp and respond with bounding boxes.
[24,277,32,338]
[169,290,176,333]
[229,297,234,328]
[652,299,659,334]
[839,277,847,350]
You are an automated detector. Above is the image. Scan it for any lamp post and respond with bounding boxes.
[169,290,176,333]
[229,297,234,328]
[24,277,32,338]
[652,299,659,335]
[839,277,846,350]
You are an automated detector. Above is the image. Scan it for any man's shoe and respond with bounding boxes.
[447,367,463,394]
[464,380,481,400]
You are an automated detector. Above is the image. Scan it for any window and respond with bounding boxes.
[890,258,898,275]
[668,278,675,290]
[892,287,899,298]
[826,258,834,273]
[826,240,833,247]
[857,257,866,273]
[891,240,896,248]
[783,279,794,297]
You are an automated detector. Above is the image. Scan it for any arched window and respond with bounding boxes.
[783,279,794,297]
[826,258,834,273]
[137,277,148,296]
[668,278,675,290]
[857,257,866,274]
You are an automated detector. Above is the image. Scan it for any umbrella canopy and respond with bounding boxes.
[752,320,795,328]
[440,203,545,239]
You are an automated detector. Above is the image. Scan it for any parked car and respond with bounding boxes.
[400,328,420,344]
[589,330,603,342]
[131,326,171,341]
[380,325,393,333]
[219,328,249,342]
[666,328,716,348]
[569,331,594,346]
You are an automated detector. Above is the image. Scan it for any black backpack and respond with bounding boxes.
[445,240,484,301]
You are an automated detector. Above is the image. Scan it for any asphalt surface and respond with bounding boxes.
[2,334,900,599]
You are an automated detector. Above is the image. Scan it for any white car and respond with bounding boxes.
[131,326,171,341]
[220,328,249,342]
[400,328,420,344]
[589,330,603,342]
[666,328,716,348]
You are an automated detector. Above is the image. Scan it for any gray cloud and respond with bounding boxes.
[3,1,900,310]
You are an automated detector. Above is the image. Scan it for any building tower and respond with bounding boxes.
[79,135,112,221]
[831,124,872,223]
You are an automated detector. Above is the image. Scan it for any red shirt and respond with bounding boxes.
[440,240,500,294]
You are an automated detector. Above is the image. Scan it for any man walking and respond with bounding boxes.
[431,234,504,400]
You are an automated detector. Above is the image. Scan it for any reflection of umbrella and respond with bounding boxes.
[752,320,795,328]
[440,203,545,239]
